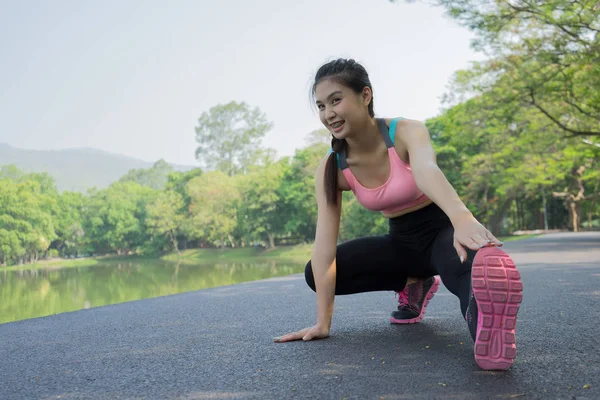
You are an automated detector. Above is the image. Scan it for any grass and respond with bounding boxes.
[1,234,540,271]
[498,234,541,242]
[161,243,313,265]
[1,254,156,271]
[2,257,99,271]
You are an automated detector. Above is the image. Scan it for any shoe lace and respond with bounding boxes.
[397,290,409,308]
[396,285,420,313]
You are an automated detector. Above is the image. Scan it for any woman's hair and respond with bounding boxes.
[311,58,374,205]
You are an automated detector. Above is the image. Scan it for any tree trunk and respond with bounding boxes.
[267,232,275,249]
[168,229,181,257]
[569,201,580,232]
[552,165,588,232]
[227,233,236,248]
[489,196,515,235]
[542,188,549,231]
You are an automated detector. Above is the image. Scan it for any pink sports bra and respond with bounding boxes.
[333,118,430,214]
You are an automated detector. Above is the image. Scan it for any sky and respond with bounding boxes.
[0,0,485,166]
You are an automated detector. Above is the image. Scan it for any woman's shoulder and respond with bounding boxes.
[383,117,429,143]
[382,117,424,130]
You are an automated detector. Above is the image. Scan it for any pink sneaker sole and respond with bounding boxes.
[471,247,523,370]
[390,276,441,324]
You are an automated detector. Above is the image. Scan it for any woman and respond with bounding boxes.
[274,58,523,371]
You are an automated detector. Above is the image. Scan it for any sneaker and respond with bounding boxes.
[390,276,440,324]
[467,246,523,370]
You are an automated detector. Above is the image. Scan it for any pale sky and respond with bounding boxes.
[0,0,484,166]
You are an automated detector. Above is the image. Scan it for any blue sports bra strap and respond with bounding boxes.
[388,118,403,145]
[327,148,343,169]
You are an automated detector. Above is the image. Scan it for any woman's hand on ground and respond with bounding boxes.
[452,213,503,263]
[274,324,330,343]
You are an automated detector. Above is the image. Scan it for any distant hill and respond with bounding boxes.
[0,143,196,192]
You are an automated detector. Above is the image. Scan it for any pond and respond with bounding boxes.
[0,259,305,325]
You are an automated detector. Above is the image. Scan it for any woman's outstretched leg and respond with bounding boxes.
[430,226,524,370]
[429,226,475,316]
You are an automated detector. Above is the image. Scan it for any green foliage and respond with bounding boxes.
[339,194,388,241]
[235,160,286,248]
[53,191,87,257]
[305,128,331,146]
[119,159,174,190]
[399,0,600,233]
[145,190,185,254]
[415,0,600,137]
[0,165,24,181]
[186,171,240,247]
[0,171,58,265]
[194,101,273,176]
[277,143,328,242]
[83,181,157,255]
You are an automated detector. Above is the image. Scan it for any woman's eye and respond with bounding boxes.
[332,98,340,104]
[317,104,325,110]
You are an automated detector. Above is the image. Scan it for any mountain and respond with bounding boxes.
[0,143,196,192]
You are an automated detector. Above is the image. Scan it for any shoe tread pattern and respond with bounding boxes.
[471,247,523,370]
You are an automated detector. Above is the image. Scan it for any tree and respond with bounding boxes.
[305,128,331,146]
[236,160,286,248]
[277,143,329,242]
[400,0,600,137]
[194,101,273,176]
[119,159,174,190]
[84,182,156,255]
[0,165,24,181]
[52,191,87,257]
[146,190,185,255]
[165,168,203,249]
[425,90,599,233]
[0,228,21,266]
[393,0,599,232]
[0,173,58,264]
[185,171,240,247]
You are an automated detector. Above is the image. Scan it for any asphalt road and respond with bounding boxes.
[1,232,599,400]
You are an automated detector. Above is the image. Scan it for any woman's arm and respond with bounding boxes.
[397,120,502,260]
[274,158,342,342]
[311,159,342,330]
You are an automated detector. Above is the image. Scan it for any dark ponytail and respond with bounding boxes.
[324,137,346,206]
[312,58,374,205]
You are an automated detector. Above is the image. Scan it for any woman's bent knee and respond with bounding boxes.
[304,261,316,292]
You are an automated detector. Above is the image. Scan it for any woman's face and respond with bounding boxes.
[314,79,371,139]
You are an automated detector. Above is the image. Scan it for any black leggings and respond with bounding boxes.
[304,203,476,316]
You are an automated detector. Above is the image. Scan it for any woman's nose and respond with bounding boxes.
[325,108,336,120]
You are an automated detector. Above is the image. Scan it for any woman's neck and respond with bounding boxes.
[345,117,384,158]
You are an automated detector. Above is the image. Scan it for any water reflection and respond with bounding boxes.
[0,260,304,324]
